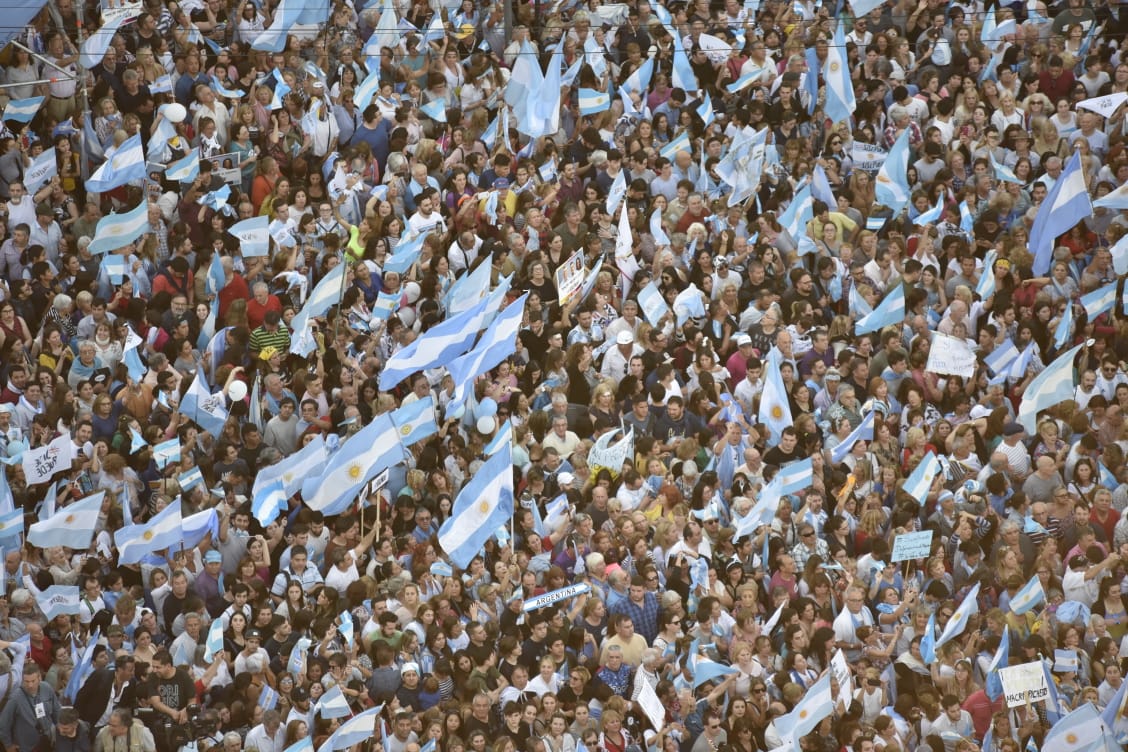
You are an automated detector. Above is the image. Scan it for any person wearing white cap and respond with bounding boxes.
[601,329,641,379]
[725,332,757,391]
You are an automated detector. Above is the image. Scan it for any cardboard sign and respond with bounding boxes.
[998,662,1049,708]
[890,530,935,562]
[927,332,977,378]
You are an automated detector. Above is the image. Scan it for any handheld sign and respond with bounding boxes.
[891,530,934,562]
[998,663,1049,708]
[522,583,592,612]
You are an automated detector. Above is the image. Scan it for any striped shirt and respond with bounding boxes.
[250,324,291,354]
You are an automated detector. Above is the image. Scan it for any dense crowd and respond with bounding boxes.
[1,1,1128,752]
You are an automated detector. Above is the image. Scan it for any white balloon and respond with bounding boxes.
[476,416,496,435]
[228,381,248,401]
[163,103,187,123]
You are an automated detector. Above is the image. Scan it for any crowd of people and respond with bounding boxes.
[1,1,1128,752]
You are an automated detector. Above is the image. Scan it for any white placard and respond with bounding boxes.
[554,250,586,306]
[830,649,853,710]
[998,662,1049,708]
[891,530,935,562]
[927,332,977,379]
[637,676,666,731]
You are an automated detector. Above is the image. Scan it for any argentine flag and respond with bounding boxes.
[1009,573,1045,615]
[438,444,515,569]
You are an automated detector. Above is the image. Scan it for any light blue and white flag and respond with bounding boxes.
[1009,573,1045,615]
[204,617,225,661]
[254,434,325,500]
[1094,180,1128,211]
[88,200,150,255]
[36,585,83,621]
[830,411,876,464]
[315,706,383,752]
[778,183,813,240]
[774,672,834,744]
[378,291,497,390]
[302,416,407,515]
[419,99,447,122]
[390,396,440,447]
[446,294,528,406]
[178,466,204,492]
[1051,302,1069,351]
[824,20,855,126]
[985,625,1009,700]
[316,683,352,719]
[1018,342,1082,432]
[1031,151,1092,275]
[150,74,173,93]
[181,371,228,436]
[251,0,304,52]
[86,133,145,193]
[758,351,792,446]
[903,451,941,505]
[165,150,200,183]
[991,154,1022,184]
[438,444,515,568]
[3,96,45,123]
[659,130,691,160]
[936,582,980,647]
[855,284,905,335]
[228,215,270,257]
[605,170,627,215]
[669,26,698,92]
[27,492,104,550]
[875,127,911,213]
[211,76,244,99]
[777,457,813,495]
[81,13,127,69]
[1082,280,1118,319]
[24,147,57,194]
[115,499,183,564]
[985,339,1020,376]
[578,88,611,115]
[914,193,945,225]
[251,477,287,526]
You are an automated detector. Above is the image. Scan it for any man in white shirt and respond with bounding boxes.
[923,696,975,751]
[1062,553,1119,607]
[996,423,1032,481]
[832,585,875,663]
[406,189,447,236]
[244,710,286,752]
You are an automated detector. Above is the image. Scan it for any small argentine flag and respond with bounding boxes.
[578,88,611,115]
[3,96,45,123]
[1009,573,1044,615]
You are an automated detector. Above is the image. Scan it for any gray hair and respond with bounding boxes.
[52,294,73,311]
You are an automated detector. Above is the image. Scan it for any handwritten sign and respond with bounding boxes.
[890,530,935,562]
[927,332,977,379]
[637,677,666,731]
[998,662,1049,708]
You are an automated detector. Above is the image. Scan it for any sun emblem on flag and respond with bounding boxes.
[143,530,154,541]
[0,522,6,530]
[798,710,810,719]
[770,404,784,420]
[951,611,961,620]
[829,62,839,72]
[1065,733,1078,744]
[400,425,412,437]
[283,472,293,483]
[478,500,490,514]
[348,464,363,480]
[65,515,75,524]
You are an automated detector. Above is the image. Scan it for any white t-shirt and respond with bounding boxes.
[1062,566,1101,606]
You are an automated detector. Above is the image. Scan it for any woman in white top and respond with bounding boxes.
[990,94,1025,133]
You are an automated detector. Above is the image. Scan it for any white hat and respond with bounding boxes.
[558,472,575,486]
[616,330,634,345]
[401,662,420,675]
[734,333,753,347]
[970,405,992,420]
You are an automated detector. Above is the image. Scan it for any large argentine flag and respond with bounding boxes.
[28,492,105,550]
[438,443,514,568]
[302,415,407,515]
[1031,151,1092,275]
[378,292,494,390]
[1018,342,1083,432]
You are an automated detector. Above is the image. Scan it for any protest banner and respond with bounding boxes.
[927,332,977,378]
[522,583,591,612]
[891,530,935,562]
[998,662,1049,708]
[554,250,586,306]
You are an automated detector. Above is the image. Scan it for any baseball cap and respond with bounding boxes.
[246,628,264,640]
[825,367,842,381]
[401,662,420,675]
[558,472,575,486]
[616,331,634,345]
[204,550,222,564]
[969,405,991,420]
[734,333,752,347]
